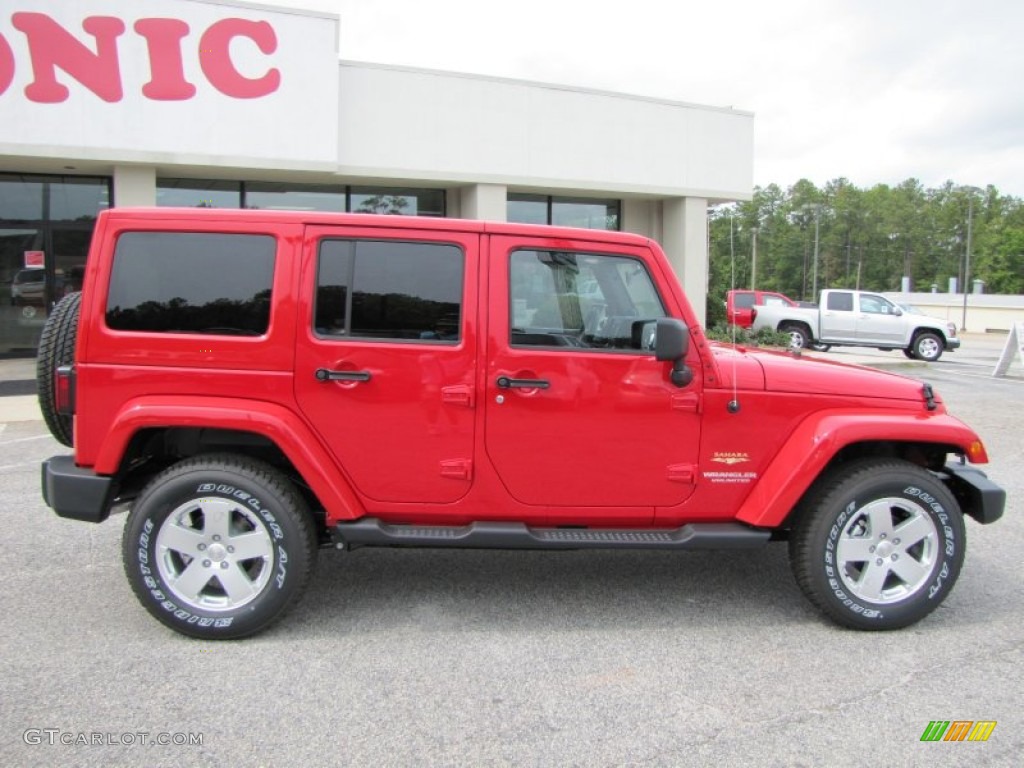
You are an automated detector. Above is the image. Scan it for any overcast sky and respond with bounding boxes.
[262,0,1024,197]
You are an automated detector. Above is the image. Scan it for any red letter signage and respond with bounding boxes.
[134,18,196,101]
[12,12,125,103]
[199,19,280,99]
[0,32,13,96]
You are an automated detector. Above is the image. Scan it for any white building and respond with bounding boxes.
[0,0,753,354]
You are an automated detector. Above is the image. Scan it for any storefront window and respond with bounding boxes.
[156,180,445,217]
[508,194,620,231]
[245,182,345,212]
[506,194,547,226]
[0,173,110,355]
[349,187,445,217]
[156,179,242,208]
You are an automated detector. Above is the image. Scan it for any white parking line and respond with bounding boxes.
[0,434,52,446]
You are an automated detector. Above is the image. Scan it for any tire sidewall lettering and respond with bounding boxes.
[130,474,300,633]
[820,482,960,622]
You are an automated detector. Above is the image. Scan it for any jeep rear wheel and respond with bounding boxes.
[122,454,318,640]
[36,291,80,447]
[789,459,965,630]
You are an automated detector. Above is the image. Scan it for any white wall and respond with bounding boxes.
[337,63,753,201]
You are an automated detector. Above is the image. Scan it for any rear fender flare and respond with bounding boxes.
[93,396,363,522]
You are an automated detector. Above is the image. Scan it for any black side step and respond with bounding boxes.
[334,518,771,551]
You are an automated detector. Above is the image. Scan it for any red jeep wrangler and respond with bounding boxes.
[39,208,1004,639]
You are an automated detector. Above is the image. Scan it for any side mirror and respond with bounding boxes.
[892,307,903,316]
[654,318,693,388]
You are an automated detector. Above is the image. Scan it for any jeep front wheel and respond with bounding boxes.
[789,459,965,630]
[122,454,318,640]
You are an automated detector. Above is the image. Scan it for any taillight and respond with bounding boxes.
[55,365,75,416]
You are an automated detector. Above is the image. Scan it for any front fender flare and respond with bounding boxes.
[94,395,364,522]
[736,408,985,528]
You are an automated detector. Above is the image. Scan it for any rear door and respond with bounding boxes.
[819,291,858,341]
[483,235,702,519]
[295,225,478,504]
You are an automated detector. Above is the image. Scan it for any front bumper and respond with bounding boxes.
[42,456,114,523]
[943,463,1005,524]
[947,337,962,350]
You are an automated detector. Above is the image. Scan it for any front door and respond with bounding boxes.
[295,225,478,504]
[483,235,702,518]
[855,293,906,344]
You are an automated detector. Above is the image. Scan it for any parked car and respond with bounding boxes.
[38,209,1002,639]
[10,268,45,305]
[726,289,798,328]
[751,289,960,361]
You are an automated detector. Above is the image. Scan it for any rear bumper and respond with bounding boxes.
[41,456,114,523]
[943,463,1005,524]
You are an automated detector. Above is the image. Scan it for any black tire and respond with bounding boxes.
[36,291,81,447]
[780,323,810,350]
[912,332,944,362]
[902,348,917,360]
[122,454,318,640]
[789,458,965,630]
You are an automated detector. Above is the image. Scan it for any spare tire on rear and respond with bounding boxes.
[36,292,81,447]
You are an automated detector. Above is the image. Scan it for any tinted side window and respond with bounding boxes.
[826,292,854,312]
[510,249,665,351]
[315,240,463,342]
[733,292,755,308]
[106,232,275,334]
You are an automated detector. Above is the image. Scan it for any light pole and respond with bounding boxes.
[961,193,976,332]
[802,204,822,299]
[751,226,759,290]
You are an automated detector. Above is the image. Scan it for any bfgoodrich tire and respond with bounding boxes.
[36,291,80,447]
[789,459,965,630]
[122,454,318,640]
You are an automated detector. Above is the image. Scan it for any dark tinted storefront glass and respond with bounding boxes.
[508,194,620,231]
[245,182,345,212]
[50,178,112,221]
[0,176,44,222]
[0,174,110,355]
[507,194,548,226]
[552,198,620,230]
[156,179,242,208]
[349,187,445,217]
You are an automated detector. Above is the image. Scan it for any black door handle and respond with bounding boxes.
[315,368,371,382]
[496,376,550,389]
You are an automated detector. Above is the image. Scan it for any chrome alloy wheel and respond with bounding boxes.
[155,497,274,612]
[836,497,939,604]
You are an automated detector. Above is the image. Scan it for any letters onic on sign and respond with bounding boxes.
[0,12,280,103]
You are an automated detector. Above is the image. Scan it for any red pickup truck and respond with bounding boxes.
[726,289,801,328]
[38,208,1004,638]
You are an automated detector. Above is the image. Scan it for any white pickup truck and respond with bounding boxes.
[751,289,960,361]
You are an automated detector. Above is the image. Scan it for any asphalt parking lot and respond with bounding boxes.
[0,337,1021,767]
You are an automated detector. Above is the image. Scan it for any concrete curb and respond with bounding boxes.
[0,396,42,423]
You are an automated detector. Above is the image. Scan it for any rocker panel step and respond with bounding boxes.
[334,518,771,551]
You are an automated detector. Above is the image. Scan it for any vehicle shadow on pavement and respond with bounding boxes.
[290,545,812,635]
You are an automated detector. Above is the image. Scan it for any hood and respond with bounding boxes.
[710,344,936,402]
